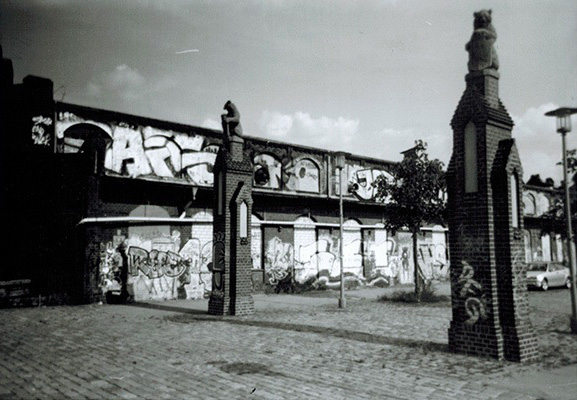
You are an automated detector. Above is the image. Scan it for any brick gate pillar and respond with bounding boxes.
[208,132,255,316]
[446,10,538,362]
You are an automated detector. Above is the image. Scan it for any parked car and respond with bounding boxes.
[525,262,571,291]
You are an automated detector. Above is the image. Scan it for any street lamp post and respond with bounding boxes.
[545,107,577,334]
[334,151,348,309]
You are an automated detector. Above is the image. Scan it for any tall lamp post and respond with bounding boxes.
[334,151,348,309]
[545,107,577,334]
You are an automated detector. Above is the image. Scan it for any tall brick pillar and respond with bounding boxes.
[447,25,539,361]
[208,134,255,315]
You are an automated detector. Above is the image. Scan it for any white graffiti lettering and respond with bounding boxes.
[459,260,486,325]
[105,126,217,184]
[31,115,53,146]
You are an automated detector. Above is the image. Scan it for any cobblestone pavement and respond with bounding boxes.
[0,288,576,399]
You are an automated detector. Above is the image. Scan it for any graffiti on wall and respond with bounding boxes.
[32,115,53,146]
[253,154,320,193]
[254,154,282,189]
[263,226,448,292]
[56,112,219,186]
[364,237,401,286]
[332,164,393,200]
[105,126,219,185]
[99,228,213,301]
[386,234,413,285]
[265,236,294,286]
[284,158,320,192]
[100,239,124,294]
[347,167,390,200]
[458,260,487,325]
[455,223,489,325]
[127,247,189,279]
[211,232,225,298]
[418,243,449,280]
[294,238,364,285]
[296,239,335,283]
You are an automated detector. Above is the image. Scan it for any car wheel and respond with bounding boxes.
[567,278,572,289]
[541,279,549,291]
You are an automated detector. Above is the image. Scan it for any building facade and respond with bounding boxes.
[0,65,565,306]
[523,177,566,264]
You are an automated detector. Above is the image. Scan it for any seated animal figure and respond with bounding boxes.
[466,9,499,72]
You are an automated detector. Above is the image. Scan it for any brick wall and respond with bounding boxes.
[447,70,538,362]
[208,140,255,316]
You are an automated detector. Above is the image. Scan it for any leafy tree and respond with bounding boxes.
[565,149,577,176]
[541,149,577,233]
[373,140,446,301]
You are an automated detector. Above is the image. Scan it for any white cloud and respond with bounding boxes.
[258,110,359,151]
[256,104,577,187]
[201,118,221,131]
[87,64,146,103]
[107,64,145,88]
[512,103,575,184]
[259,111,293,137]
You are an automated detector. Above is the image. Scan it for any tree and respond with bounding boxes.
[541,149,577,235]
[373,140,446,300]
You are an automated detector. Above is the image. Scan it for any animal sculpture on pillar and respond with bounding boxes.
[465,9,499,72]
[221,100,243,150]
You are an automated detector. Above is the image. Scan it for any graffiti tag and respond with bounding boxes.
[32,115,53,146]
[127,247,190,279]
[459,261,486,325]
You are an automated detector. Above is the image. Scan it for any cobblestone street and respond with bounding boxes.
[1,286,576,399]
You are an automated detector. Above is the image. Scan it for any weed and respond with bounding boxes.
[378,281,449,304]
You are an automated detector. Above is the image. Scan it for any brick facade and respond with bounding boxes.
[208,136,255,315]
[447,70,539,362]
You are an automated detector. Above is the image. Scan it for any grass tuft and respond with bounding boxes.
[378,282,449,304]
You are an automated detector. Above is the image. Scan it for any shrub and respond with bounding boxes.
[378,281,449,304]
[294,276,327,294]
[344,278,361,290]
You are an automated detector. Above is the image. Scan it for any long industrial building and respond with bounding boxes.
[0,56,564,306]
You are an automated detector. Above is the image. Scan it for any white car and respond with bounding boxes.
[526,262,571,291]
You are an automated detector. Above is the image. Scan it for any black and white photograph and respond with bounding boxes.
[1,1,576,399]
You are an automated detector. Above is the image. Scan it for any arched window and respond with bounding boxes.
[510,172,520,228]
[253,153,281,189]
[285,158,320,193]
[523,193,536,216]
[537,195,550,216]
[240,202,248,238]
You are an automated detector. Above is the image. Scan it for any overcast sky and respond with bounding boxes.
[2,0,576,183]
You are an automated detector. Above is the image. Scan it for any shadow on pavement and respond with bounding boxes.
[129,302,449,354]
[129,301,208,316]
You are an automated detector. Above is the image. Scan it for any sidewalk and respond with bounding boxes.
[0,284,575,399]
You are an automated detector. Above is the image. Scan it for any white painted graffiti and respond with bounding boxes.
[56,113,218,185]
[418,243,449,280]
[459,260,486,325]
[99,230,213,301]
[337,165,393,200]
[211,231,225,297]
[253,154,320,193]
[265,236,294,285]
[104,125,218,185]
[31,115,53,146]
